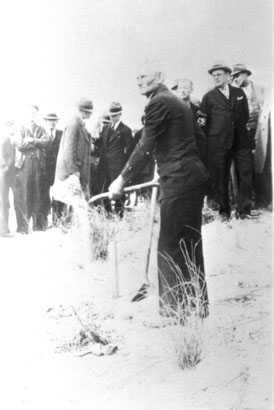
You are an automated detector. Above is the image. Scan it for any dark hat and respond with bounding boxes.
[99,111,111,123]
[109,101,122,115]
[171,79,179,90]
[208,60,232,75]
[44,113,59,120]
[78,98,94,112]
[231,63,252,77]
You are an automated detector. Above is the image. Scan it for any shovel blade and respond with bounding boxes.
[131,283,149,302]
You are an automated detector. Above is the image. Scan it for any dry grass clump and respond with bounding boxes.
[88,205,118,260]
[160,241,208,370]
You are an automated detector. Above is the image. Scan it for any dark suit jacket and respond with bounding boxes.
[55,116,91,189]
[45,129,63,186]
[201,85,249,151]
[98,121,134,183]
[121,84,209,199]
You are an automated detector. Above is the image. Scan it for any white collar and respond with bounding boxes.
[112,120,121,130]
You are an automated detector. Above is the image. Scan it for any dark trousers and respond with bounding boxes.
[158,187,208,313]
[13,159,49,233]
[208,148,252,217]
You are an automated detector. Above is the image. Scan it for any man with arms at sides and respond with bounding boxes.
[43,113,64,225]
[172,78,207,165]
[231,63,271,209]
[201,61,252,221]
[97,102,134,217]
[109,62,209,321]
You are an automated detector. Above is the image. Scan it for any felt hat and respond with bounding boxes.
[231,63,252,77]
[44,113,59,120]
[208,60,232,75]
[78,98,94,112]
[109,101,122,115]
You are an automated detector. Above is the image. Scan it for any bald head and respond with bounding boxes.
[173,78,193,102]
[136,61,166,97]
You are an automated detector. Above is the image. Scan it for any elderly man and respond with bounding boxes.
[43,113,64,225]
[201,61,252,220]
[172,78,207,164]
[109,62,209,320]
[14,105,49,232]
[97,101,134,217]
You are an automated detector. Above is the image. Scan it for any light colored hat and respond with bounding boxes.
[109,101,122,115]
[231,63,252,77]
[208,60,232,75]
[78,98,93,112]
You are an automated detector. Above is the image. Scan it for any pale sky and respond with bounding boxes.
[0,0,273,129]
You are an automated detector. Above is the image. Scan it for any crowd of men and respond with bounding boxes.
[0,60,272,319]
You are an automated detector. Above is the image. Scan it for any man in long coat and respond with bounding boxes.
[201,61,252,220]
[14,105,49,232]
[54,99,93,204]
[109,62,209,320]
[97,101,134,217]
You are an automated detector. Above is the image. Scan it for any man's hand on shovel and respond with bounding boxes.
[108,175,126,199]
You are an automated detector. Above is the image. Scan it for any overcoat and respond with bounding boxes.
[55,116,91,190]
[14,123,49,230]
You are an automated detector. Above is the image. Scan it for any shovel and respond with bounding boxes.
[131,180,158,301]
[88,177,159,302]
[88,180,159,204]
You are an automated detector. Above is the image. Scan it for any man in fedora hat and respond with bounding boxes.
[89,112,112,196]
[43,113,64,225]
[231,63,271,208]
[55,99,93,205]
[97,101,134,217]
[231,63,264,151]
[201,60,252,220]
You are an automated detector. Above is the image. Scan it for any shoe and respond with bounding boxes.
[239,213,259,220]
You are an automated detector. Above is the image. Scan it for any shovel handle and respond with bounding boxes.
[89,180,160,204]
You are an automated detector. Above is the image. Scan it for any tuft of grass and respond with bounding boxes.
[159,240,208,370]
[88,205,118,260]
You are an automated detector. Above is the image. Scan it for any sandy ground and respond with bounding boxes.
[0,205,273,410]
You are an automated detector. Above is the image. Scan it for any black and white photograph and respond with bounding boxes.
[0,0,273,409]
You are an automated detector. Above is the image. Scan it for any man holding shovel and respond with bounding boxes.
[109,62,209,321]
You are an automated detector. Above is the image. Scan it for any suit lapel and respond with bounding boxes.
[109,122,122,144]
[214,87,230,108]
